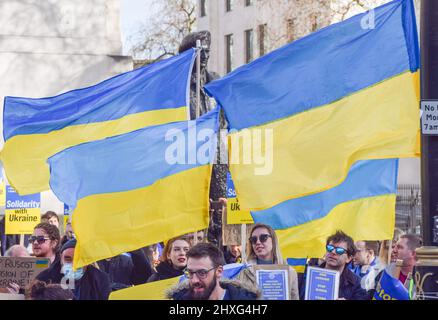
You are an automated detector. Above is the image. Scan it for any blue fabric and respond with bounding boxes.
[251,159,398,230]
[287,258,307,267]
[204,0,419,131]
[4,49,195,140]
[47,108,219,207]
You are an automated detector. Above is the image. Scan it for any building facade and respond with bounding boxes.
[0,0,132,215]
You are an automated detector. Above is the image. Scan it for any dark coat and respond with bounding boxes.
[97,254,134,290]
[147,261,184,283]
[129,248,154,285]
[36,255,63,283]
[299,262,369,300]
[167,279,260,300]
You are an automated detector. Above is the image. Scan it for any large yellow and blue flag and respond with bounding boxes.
[47,108,219,269]
[205,0,420,211]
[1,49,196,195]
[252,159,398,259]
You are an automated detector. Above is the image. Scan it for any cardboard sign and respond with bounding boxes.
[226,172,254,225]
[255,265,290,300]
[305,266,340,300]
[0,257,50,289]
[5,186,40,235]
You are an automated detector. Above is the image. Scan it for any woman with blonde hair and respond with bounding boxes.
[237,223,299,300]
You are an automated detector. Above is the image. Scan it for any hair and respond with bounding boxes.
[160,237,190,263]
[247,223,284,264]
[393,228,405,242]
[186,243,226,268]
[33,222,61,252]
[41,211,59,223]
[326,230,356,257]
[26,280,74,300]
[4,245,29,257]
[365,241,380,255]
[400,234,423,252]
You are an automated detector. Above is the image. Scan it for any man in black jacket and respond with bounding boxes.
[300,230,369,300]
[37,239,111,300]
[168,243,259,300]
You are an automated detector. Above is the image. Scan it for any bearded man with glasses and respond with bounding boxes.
[300,230,369,300]
[167,243,260,300]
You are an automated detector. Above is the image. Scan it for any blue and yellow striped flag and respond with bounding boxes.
[47,108,219,269]
[253,159,398,259]
[1,49,196,195]
[205,0,420,212]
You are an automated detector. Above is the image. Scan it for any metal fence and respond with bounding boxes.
[396,184,422,235]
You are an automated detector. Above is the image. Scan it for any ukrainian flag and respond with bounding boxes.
[205,0,420,211]
[47,108,219,269]
[252,159,398,259]
[1,49,196,195]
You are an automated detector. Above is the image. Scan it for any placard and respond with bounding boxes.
[5,186,40,235]
[254,265,290,300]
[226,172,254,224]
[63,204,72,229]
[0,257,50,289]
[305,266,340,300]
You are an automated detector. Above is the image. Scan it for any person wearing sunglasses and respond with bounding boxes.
[300,230,369,300]
[30,222,60,264]
[168,243,259,300]
[147,237,190,283]
[236,223,299,300]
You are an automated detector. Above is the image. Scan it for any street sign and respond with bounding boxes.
[421,100,438,134]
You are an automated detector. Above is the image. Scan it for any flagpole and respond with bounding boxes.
[417,0,438,300]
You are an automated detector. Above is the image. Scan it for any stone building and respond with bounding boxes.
[0,0,132,215]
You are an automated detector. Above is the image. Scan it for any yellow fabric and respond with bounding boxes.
[229,71,419,210]
[0,106,188,195]
[109,276,180,300]
[277,194,396,259]
[72,165,211,269]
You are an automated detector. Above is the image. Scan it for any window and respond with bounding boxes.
[245,0,252,6]
[225,34,234,73]
[245,29,254,63]
[226,0,233,12]
[258,24,267,57]
[200,0,207,17]
[287,19,294,42]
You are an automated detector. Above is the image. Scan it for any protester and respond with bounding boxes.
[350,241,385,291]
[237,223,299,300]
[4,244,30,257]
[60,222,75,246]
[31,223,60,264]
[379,227,404,266]
[26,280,74,300]
[224,245,242,264]
[148,237,190,282]
[300,230,369,300]
[184,230,206,247]
[41,211,60,229]
[97,253,135,291]
[167,243,260,300]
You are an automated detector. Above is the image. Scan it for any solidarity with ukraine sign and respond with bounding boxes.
[5,186,40,235]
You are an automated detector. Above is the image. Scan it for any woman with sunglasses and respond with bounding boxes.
[147,237,190,282]
[237,223,299,300]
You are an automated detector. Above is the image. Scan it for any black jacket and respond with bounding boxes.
[129,248,154,285]
[167,279,260,300]
[147,261,184,283]
[299,262,369,300]
[97,254,134,290]
[36,255,63,283]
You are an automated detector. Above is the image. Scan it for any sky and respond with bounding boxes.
[120,0,157,55]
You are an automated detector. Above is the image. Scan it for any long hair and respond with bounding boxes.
[160,237,190,264]
[246,223,284,264]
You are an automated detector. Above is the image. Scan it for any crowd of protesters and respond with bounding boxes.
[0,202,423,300]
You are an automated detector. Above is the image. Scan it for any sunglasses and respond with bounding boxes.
[29,236,51,244]
[249,234,271,245]
[184,267,216,279]
[326,244,348,255]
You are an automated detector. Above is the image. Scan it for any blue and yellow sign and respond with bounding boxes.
[226,172,254,225]
[5,186,40,235]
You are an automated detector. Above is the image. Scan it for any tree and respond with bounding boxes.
[128,0,196,62]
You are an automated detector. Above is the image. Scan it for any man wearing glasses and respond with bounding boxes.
[300,230,369,300]
[168,243,260,300]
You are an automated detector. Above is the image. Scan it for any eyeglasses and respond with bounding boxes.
[326,244,348,255]
[184,267,216,279]
[249,234,271,245]
[29,236,51,244]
